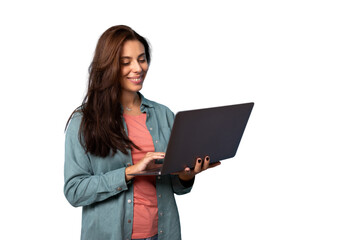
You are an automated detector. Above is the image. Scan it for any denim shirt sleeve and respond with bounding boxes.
[63,113,129,207]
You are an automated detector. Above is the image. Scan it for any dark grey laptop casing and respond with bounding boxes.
[131,102,254,175]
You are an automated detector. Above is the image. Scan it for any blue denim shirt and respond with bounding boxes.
[64,93,193,240]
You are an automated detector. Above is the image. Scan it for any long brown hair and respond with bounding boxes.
[66,25,151,157]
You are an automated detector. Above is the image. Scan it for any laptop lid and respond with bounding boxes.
[158,102,254,175]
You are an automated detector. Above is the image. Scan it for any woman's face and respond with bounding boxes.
[119,40,149,93]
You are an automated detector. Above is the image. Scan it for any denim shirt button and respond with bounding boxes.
[127,199,132,203]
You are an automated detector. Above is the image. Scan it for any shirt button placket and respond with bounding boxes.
[127,199,132,230]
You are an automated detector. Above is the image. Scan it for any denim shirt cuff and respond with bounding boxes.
[179,176,195,188]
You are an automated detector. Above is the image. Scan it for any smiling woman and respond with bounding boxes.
[64,25,218,240]
[68,25,152,157]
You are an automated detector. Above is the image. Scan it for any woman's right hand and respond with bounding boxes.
[125,152,165,181]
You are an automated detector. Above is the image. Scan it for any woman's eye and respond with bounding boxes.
[121,62,130,65]
[138,58,146,63]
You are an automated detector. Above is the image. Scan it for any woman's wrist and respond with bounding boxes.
[125,165,136,181]
[178,174,195,182]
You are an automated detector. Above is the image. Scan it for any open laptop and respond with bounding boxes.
[130,102,254,175]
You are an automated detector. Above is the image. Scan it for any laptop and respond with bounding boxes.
[130,102,254,175]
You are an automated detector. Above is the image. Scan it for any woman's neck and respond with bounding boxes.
[121,91,141,115]
[121,91,138,106]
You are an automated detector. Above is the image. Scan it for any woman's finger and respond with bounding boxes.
[152,152,165,158]
[202,155,210,170]
[140,152,165,169]
[184,167,191,175]
[170,167,191,176]
[144,152,165,161]
[193,157,203,173]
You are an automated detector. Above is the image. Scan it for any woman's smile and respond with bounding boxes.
[127,75,144,84]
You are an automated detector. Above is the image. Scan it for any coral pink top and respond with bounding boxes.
[123,113,158,239]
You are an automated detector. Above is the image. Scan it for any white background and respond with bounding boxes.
[0,0,359,239]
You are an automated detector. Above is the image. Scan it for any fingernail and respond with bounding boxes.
[197,158,202,163]
[205,156,210,161]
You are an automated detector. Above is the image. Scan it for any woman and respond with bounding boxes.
[64,25,219,240]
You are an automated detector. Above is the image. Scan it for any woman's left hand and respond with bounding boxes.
[177,156,221,182]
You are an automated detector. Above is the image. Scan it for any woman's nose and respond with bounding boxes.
[131,61,142,73]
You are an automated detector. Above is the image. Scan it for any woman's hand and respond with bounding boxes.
[176,156,221,182]
[125,152,165,181]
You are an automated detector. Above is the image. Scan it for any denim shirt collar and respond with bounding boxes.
[138,92,154,112]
